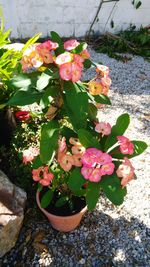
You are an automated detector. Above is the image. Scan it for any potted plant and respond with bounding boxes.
[7,32,147,232]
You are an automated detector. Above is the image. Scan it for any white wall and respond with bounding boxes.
[1,0,150,39]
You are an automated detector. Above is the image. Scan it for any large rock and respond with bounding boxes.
[0,170,27,258]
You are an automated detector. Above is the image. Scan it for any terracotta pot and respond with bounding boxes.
[36,191,87,232]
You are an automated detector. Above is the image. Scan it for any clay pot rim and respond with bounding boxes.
[36,191,87,220]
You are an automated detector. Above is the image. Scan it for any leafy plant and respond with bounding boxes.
[0,6,41,107]
[7,32,147,214]
[94,25,150,62]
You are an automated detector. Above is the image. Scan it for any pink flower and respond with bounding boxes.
[32,166,54,186]
[117,136,129,143]
[73,54,84,68]
[58,137,67,153]
[80,49,90,59]
[95,122,111,136]
[37,40,58,50]
[97,153,112,165]
[101,163,115,175]
[81,166,93,180]
[37,48,53,64]
[116,157,135,188]
[59,153,74,172]
[117,136,134,155]
[69,137,81,146]
[32,167,42,182]
[90,168,102,182]
[101,77,112,87]
[21,45,43,72]
[81,148,103,167]
[102,86,109,96]
[23,147,39,164]
[59,62,82,82]
[64,39,79,51]
[72,145,85,155]
[71,62,82,82]
[55,52,72,65]
[96,64,109,77]
[81,148,115,182]
[59,62,72,81]
[42,168,54,186]
[73,154,82,167]
[81,166,102,182]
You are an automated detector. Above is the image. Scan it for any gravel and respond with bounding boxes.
[1,50,150,267]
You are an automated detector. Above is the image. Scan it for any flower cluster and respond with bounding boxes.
[55,40,90,82]
[88,64,111,96]
[32,166,54,186]
[116,157,135,188]
[117,136,134,155]
[22,147,39,165]
[57,137,85,171]
[21,39,90,83]
[95,121,111,136]
[81,148,115,182]
[22,126,136,189]
[21,40,58,72]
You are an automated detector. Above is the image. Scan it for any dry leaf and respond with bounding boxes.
[33,242,49,254]
[33,230,45,243]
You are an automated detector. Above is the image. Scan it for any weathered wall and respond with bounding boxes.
[1,0,150,38]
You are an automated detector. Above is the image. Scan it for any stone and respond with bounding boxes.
[0,170,27,258]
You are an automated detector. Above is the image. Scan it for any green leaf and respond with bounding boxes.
[50,31,62,45]
[41,190,53,209]
[22,33,41,52]
[88,103,97,120]
[64,80,80,92]
[86,181,101,211]
[104,113,130,150]
[55,196,69,208]
[60,126,77,144]
[50,31,64,55]
[78,129,101,149]
[68,168,86,190]
[110,140,148,159]
[38,183,43,192]
[64,83,88,130]
[100,174,127,205]
[112,113,130,136]
[7,88,43,106]
[68,168,86,195]
[8,74,31,88]
[131,140,148,157]
[39,86,53,109]
[0,6,4,32]
[94,94,111,105]
[32,155,43,169]
[36,72,51,91]
[83,59,92,69]
[0,103,6,109]
[72,42,87,54]
[132,0,142,9]
[40,120,59,164]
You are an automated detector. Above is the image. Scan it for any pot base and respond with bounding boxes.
[36,191,87,232]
